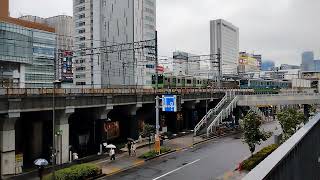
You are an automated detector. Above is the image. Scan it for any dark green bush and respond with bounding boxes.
[241,144,278,171]
[139,147,172,159]
[43,163,102,180]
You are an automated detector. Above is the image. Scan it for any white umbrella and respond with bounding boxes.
[105,144,116,149]
[34,158,48,166]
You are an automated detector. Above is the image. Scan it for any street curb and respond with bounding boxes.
[103,160,145,178]
[144,150,177,161]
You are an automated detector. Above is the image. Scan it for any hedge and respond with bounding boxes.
[139,147,172,159]
[241,144,278,171]
[43,163,102,180]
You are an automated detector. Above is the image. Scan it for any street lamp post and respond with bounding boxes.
[52,80,61,179]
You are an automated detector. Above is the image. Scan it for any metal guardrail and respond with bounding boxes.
[206,96,239,137]
[0,88,257,96]
[213,95,228,114]
[0,88,217,96]
[243,113,320,180]
[194,95,228,136]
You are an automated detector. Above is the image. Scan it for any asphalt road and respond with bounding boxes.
[105,122,280,180]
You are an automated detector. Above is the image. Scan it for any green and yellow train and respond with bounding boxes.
[151,74,239,89]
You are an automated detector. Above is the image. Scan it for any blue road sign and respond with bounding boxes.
[162,95,177,112]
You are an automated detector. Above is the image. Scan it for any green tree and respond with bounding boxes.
[277,108,306,140]
[140,124,155,150]
[241,111,271,155]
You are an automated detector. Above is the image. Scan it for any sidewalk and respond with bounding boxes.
[94,134,197,177]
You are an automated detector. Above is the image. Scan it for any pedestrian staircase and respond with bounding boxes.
[194,95,239,137]
[206,96,239,137]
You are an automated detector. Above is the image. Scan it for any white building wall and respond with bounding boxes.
[210,19,239,76]
[73,0,94,87]
[92,0,143,88]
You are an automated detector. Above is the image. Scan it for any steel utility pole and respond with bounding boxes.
[155,30,160,136]
[52,81,56,179]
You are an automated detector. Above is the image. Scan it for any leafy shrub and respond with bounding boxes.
[43,163,102,180]
[139,147,172,159]
[241,144,278,171]
[160,147,171,154]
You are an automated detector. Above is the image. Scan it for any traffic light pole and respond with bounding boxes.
[155,96,160,135]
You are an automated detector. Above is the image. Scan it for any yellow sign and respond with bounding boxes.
[15,154,23,167]
[154,135,161,153]
[239,55,258,66]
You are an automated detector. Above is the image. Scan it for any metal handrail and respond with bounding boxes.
[213,95,228,114]
[194,109,214,136]
[207,109,225,137]
[194,94,228,136]
[206,96,239,137]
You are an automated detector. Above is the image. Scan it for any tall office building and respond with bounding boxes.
[19,15,74,85]
[73,0,94,87]
[301,51,315,72]
[142,0,156,86]
[210,19,239,76]
[0,1,56,88]
[73,0,156,88]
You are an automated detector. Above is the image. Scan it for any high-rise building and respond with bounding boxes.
[142,0,156,86]
[252,54,262,70]
[238,52,260,73]
[210,19,239,76]
[19,15,74,85]
[73,0,94,87]
[171,51,201,76]
[173,51,188,76]
[301,51,314,71]
[261,60,275,71]
[0,2,56,88]
[143,0,156,40]
[73,0,156,88]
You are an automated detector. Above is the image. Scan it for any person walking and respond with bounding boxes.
[127,141,132,156]
[110,148,115,161]
[131,142,136,156]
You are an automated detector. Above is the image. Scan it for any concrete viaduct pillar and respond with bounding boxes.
[182,101,198,129]
[95,105,113,144]
[55,108,74,165]
[0,114,18,177]
[127,104,141,140]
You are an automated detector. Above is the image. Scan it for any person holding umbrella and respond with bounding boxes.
[105,144,116,161]
[109,148,115,161]
[34,158,48,180]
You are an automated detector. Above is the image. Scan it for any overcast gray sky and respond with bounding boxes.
[10,0,320,65]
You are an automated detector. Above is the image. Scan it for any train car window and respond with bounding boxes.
[158,75,164,84]
[152,75,156,84]
[240,80,248,85]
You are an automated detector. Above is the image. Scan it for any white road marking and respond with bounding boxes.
[152,159,201,180]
